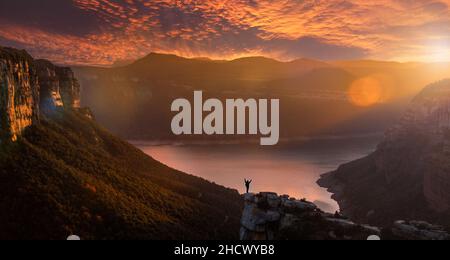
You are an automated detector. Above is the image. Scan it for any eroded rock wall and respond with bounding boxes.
[1,47,83,142]
[56,66,81,108]
[0,48,39,142]
[36,60,81,111]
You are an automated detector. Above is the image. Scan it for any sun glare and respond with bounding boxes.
[428,43,450,63]
[347,77,383,107]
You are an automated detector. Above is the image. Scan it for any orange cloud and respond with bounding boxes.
[1,0,449,65]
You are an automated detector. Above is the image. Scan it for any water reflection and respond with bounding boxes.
[133,136,380,213]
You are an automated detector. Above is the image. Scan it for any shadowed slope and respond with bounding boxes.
[0,110,242,240]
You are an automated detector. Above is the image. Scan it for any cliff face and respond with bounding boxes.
[319,79,450,226]
[0,48,39,142]
[380,80,450,212]
[0,48,81,142]
[36,60,81,112]
[35,60,64,110]
[56,66,81,109]
[377,80,450,183]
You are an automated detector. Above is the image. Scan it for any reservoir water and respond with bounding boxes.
[133,136,380,213]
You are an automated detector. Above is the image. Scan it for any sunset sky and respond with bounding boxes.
[1,0,450,65]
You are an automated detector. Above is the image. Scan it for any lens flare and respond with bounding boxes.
[347,77,383,107]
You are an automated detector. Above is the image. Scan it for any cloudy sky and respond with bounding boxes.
[1,0,449,65]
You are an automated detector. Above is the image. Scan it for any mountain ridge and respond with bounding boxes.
[76,52,450,69]
[0,46,243,240]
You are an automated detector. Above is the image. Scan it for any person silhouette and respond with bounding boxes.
[244,179,252,193]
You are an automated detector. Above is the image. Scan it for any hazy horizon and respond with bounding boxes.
[4,46,450,68]
[83,52,450,69]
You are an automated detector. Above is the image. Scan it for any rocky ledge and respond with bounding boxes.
[240,192,380,240]
[240,192,450,240]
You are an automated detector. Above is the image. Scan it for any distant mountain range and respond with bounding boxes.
[73,53,450,142]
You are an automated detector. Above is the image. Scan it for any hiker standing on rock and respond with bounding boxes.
[244,179,252,193]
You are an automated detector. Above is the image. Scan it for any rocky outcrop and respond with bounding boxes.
[56,66,81,109]
[0,47,39,142]
[35,60,64,111]
[35,60,81,112]
[319,79,450,227]
[0,47,84,142]
[241,192,450,240]
[240,192,380,240]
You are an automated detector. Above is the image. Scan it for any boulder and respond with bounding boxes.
[240,204,267,232]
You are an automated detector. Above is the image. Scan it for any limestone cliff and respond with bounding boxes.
[319,79,450,227]
[56,66,81,109]
[35,60,64,110]
[0,47,82,142]
[36,60,81,111]
[0,47,39,142]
